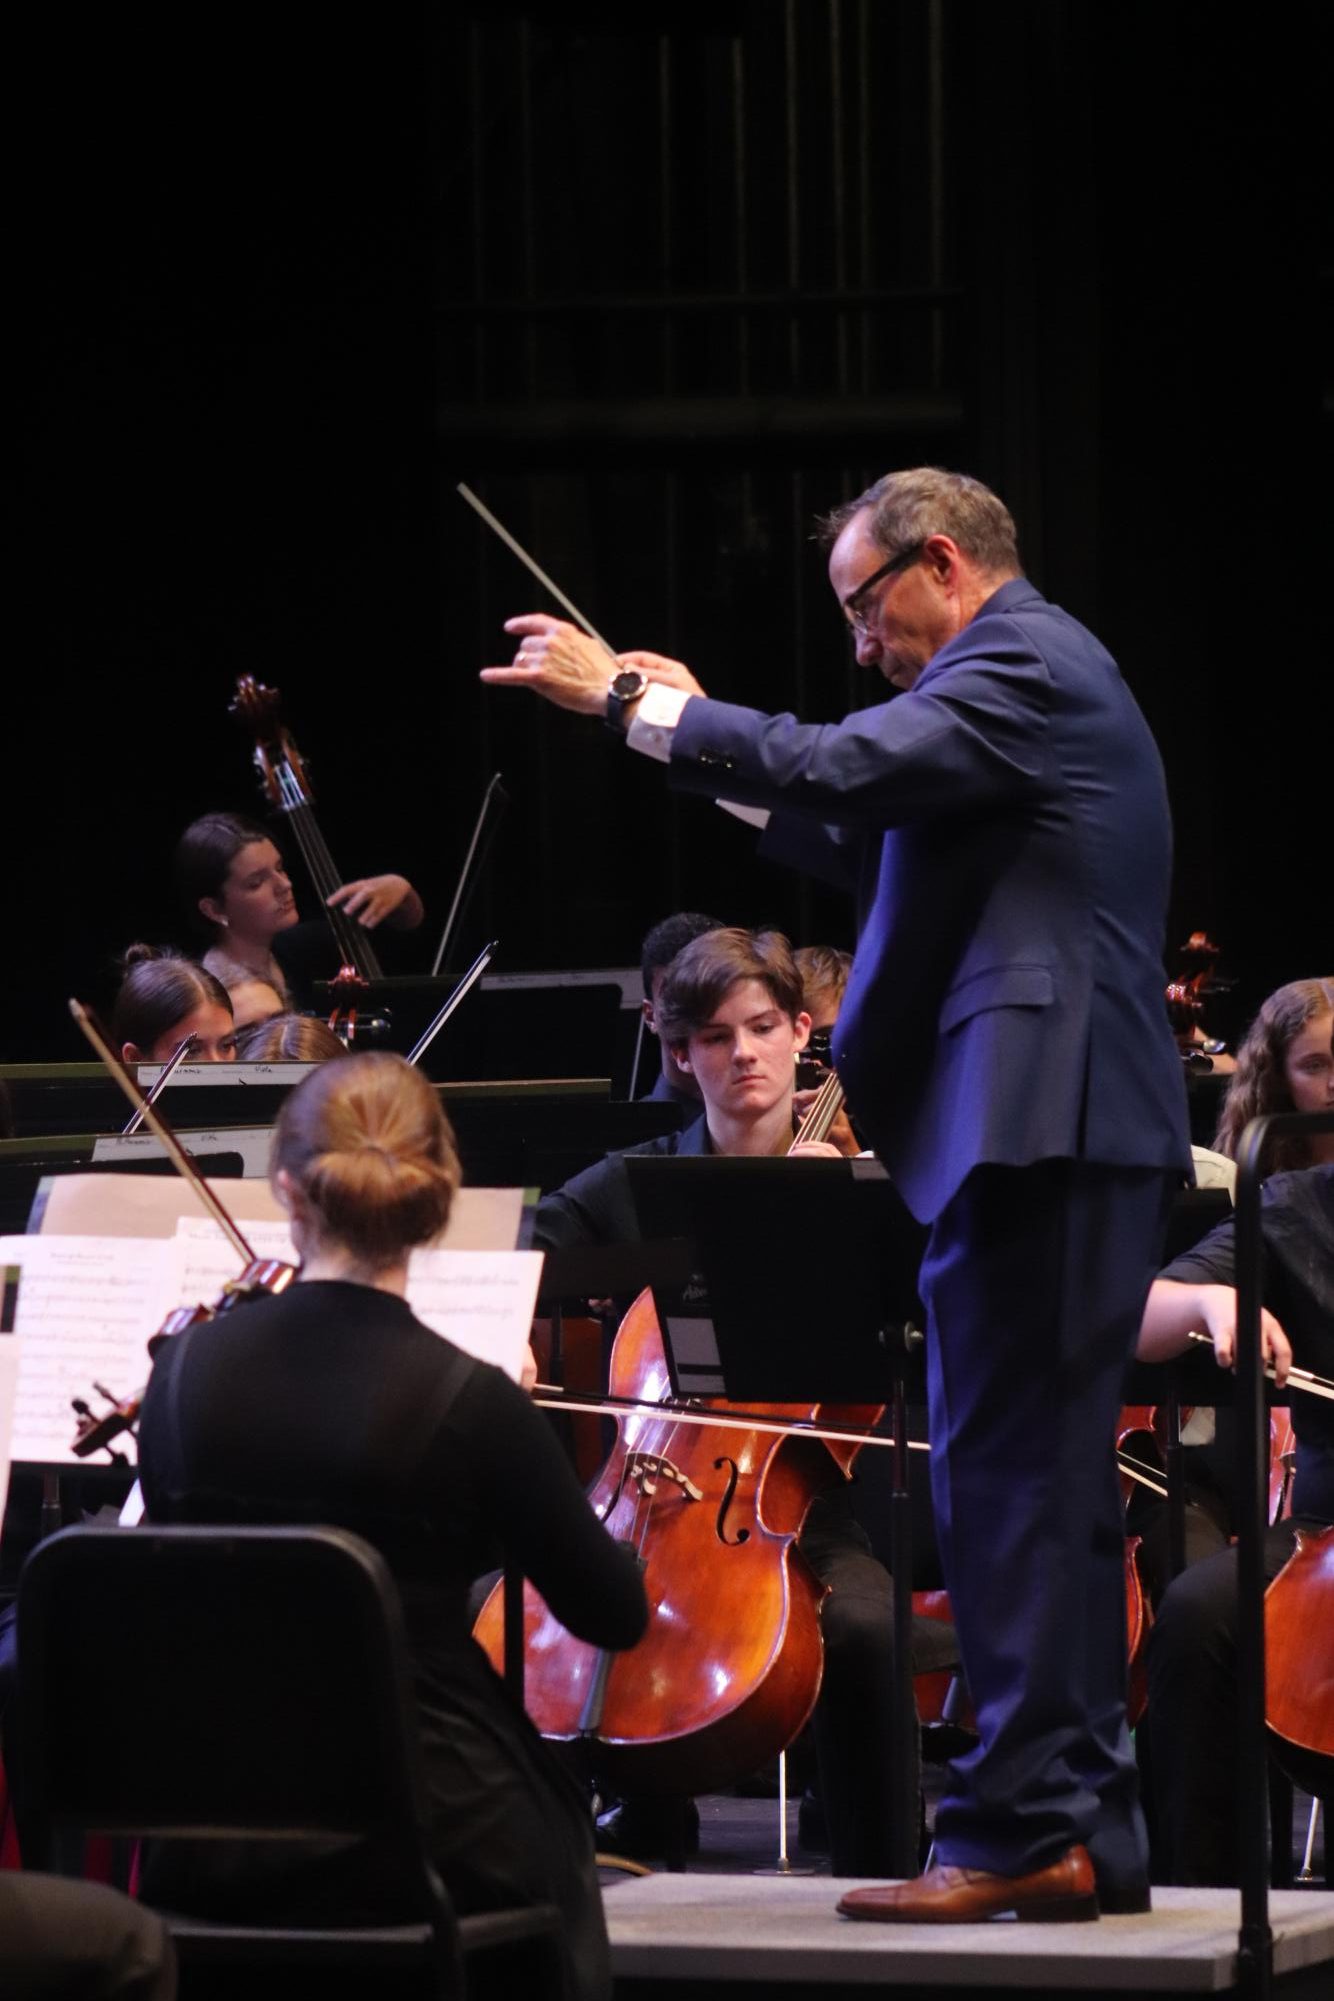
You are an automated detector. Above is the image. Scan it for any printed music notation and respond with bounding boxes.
[0,1214,546,1471]
[173,1215,541,1381]
[0,1234,172,1465]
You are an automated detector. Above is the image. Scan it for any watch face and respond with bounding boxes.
[612,669,646,699]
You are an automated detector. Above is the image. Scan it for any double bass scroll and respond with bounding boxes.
[229,674,383,985]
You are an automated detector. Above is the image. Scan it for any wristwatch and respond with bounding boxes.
[605,667,649,734]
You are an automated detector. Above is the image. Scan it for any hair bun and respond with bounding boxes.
[273,1052,461,1269]
[120,941,169,971]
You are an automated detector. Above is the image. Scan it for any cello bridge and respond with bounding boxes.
[624,1451,703,1504]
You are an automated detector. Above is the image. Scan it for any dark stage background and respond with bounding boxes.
[10,2,1330,1063]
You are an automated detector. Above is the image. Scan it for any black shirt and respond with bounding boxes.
[533,1114,712,1252]
[140,1281,646,1650]
[1159,1165,1334,1522]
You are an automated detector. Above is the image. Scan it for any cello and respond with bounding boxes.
[473,1071,887,1797]
[1266,1524,1334,1777]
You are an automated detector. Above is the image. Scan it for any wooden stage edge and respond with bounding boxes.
[605,1876,1334,1999]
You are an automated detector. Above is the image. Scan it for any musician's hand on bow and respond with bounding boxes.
[788,1139,845,1160]
[1193,1283,1294,1386]
[328,874,424,931]
[521,1342,539,1393]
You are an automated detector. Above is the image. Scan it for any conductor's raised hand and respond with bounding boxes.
[481,617,709,714]
[615,649,708,700]
[482,615,614,714]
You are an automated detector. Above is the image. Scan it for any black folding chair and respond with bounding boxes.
[13,1525,561,1998]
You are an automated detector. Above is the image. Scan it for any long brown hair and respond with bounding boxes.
[273,1052,460,1268]
[1214,977,1334,1174]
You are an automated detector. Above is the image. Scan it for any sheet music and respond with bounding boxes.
[172,1221,540,1380]
[0,1235,178,1466]
[173,1216,296,1306]
[404,1249,542,1381]
[91,1127,275,1177]
[0,1263,22,1500]
[132,1062,316,1088]
[39,1172,288,1240]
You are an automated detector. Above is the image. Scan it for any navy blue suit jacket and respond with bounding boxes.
[668,578,1190,1222]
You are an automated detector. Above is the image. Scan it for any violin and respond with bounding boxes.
[473,1068,888,1796]
[66,999,296,1461]
[1164,930,1234,1065]
[229,675,384,1008]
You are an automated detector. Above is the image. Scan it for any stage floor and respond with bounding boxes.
[601,1793,1332,1999]
[605,1873,1334,1998]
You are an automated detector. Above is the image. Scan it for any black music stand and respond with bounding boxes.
[625,1154,928,1878]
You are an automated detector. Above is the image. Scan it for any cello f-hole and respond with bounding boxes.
[714,1457,751,1546]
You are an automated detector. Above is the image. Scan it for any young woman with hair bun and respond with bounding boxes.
[137,1052,646,2001]
[111,947,237,1065]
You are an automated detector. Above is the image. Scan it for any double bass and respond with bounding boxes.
[229,675,393,1040]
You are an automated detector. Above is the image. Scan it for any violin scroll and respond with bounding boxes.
[71,1383,144,1462]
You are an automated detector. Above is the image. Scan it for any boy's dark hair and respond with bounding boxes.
[656,928,803,1044]
[640,910,726,998]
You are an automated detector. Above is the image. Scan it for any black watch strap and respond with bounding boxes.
[605,668,649,734]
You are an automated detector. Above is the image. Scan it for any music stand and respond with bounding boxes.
[625,1154,928,1877]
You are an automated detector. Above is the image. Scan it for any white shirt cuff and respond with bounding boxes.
[625,683,770,828]
[718,799,771,830]
[625,680,691,761]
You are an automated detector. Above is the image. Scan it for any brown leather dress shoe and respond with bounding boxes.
[837,1842,1099,1923]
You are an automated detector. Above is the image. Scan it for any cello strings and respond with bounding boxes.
[277,767,381,979]
[283,792,356,964]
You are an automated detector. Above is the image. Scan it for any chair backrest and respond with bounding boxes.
[14,1524,438,1898]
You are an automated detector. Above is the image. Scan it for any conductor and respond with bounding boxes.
[481,466,1190,1921]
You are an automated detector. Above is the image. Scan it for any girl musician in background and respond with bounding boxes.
[174,812,424,1013]
[1126,977,1334,1604]
[1213,976,1334,1175]
[137,1052,646,2001]
[231,1011,348,1065]
[112,948,237,1065]
[1134,1159,1333,1886]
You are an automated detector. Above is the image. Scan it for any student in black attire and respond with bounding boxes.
[537,925,954,1876]
[138,1052,646,2001]
[1135,1164,1334,1886]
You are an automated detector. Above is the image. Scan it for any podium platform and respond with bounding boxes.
[606,1872,1334,1999]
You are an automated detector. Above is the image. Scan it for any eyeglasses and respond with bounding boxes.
[841,543,924,636]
